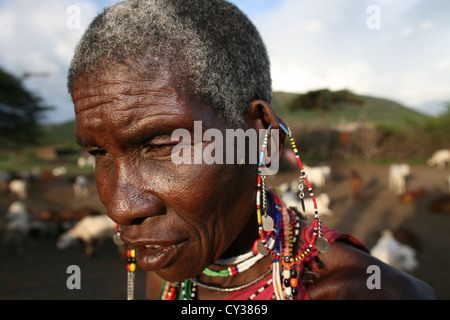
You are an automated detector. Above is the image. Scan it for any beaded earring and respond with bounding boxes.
[256,123,329,300]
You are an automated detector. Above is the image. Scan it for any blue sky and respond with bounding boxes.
[0,0,449,123]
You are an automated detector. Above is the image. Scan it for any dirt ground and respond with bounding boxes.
[0,161,449,300]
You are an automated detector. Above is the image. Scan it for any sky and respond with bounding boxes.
[0,0,449,123]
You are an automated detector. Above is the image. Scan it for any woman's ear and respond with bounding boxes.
[246,100,287,161]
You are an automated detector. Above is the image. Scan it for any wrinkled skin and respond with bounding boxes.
[73,63,280,285]
[73,64,437,300]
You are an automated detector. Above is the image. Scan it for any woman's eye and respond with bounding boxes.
[88,148,107,157]
[144,144,175,157]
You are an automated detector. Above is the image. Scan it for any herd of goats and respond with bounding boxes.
[1,148,450,276]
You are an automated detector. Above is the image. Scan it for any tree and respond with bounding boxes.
[287,89,364,159]
[0,66,52,145]
[288,88,363,115]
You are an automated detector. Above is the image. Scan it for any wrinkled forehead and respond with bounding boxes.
[71,59,168,103]
[71,63,230,147]
[72,71,173,117]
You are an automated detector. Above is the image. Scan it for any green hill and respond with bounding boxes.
[271,90,431,129]
[37,90,431,148]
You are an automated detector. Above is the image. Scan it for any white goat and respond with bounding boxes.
[77,155,95,169]
[370,230,418,273]
[282,191,333,216]
[320,165,332,182]
[73,175,89,199]
[303,165,327,189]
[8,179,29,200]
[2,201,31,254]
[52,166,67,177]
[56,214,116,258]
[388,164,410,195]
[427,149,450,169]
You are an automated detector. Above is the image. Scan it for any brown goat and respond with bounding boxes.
[429,195,450,214]
[398,188,426,204]
[349,169,363,201]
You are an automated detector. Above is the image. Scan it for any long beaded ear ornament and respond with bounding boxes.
[256,124,329,300]
[114,224,136,300]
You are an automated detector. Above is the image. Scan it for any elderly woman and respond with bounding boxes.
[68,0,435,300]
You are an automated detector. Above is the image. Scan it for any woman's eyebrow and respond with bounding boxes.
[75,135,97,149]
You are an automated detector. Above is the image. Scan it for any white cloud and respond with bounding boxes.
[304,19,323,33]
[1,0,449,122]
[420,19,434,30]
[249,0,450,110]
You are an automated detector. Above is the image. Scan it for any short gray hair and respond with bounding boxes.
[68,0,272,126]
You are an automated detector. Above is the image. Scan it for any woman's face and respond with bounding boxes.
[72,66,258,281]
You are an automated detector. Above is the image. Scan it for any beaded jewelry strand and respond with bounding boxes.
[159,123,329,301]
[256,123,329,299]
[126,248,136,300]
[113,224,136,300]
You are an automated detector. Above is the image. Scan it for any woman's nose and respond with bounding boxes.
[106,165,165,226]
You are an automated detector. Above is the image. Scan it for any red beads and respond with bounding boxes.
[290,278,298,288]
[127,249,136,272]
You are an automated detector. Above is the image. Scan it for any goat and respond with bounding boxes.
[52,166,67,177]
[320,165,332,182]
[282,191,333,216]
[2,201,31,254]
[427,149,450,169]
[56,214,116,258]
[8,179,29,200]
[302,164,327,189]
[388,164,410,195]
[349,169,363,201]
[0,171,12,192]
[370,230,418,273]
[39,207,103,234]
[398,188,425,204]
[77,155,95,169]
[429,195,450,214]
[73,175,89,199]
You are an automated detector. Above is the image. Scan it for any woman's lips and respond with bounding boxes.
[121,235,187,271]
[135,241,187,271]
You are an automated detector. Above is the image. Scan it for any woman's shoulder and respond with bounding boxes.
[306,239,437,300]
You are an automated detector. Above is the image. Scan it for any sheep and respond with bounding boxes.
[370,230,418,273]
[56,214,116,258]
[388,164,410,195]
[282,191,333,216]
[73,175,89,199]
[427,149,450,169]
[2,201,31,254]
[8,179,29,200]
